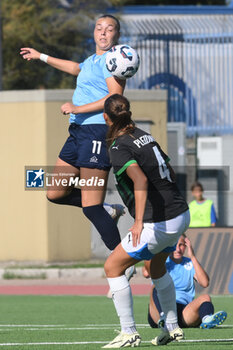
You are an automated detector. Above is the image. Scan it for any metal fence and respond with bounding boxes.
[120,7,233,136]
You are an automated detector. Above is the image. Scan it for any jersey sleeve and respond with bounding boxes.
[103,64,113,79]
[102,55,113,79]
[110,145,137,176]
[211,204,217,224]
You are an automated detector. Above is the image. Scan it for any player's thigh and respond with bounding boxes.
[47,157,80,199]
[182,298,203,327]
[80,167,109,207]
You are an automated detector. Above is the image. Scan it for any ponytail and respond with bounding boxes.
[104,94,135,146]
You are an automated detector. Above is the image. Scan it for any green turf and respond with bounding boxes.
[0,295,232,349]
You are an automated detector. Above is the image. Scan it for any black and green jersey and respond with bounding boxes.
[109,127,188,223]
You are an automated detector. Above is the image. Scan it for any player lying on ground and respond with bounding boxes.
[102,94,190,348]
[144,234,227,330]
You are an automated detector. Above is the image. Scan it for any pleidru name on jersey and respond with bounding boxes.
[133,134,155,148]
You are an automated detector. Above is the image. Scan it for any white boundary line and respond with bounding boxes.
[180,339,233,343]
[0,323,232,328]
[0,339,232,346]
[0,325,66,327]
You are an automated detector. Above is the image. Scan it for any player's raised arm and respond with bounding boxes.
[185,237,209,288]
[20,47,80,76]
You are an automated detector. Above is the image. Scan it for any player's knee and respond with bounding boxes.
[47,191,56,201]
[104,259,111,277]
[104,257,125,277]
[200,294,211,303]
[46,191,63,202]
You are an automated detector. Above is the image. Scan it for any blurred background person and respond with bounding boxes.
[189,182,217,227]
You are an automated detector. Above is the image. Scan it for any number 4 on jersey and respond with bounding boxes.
[153,145,172,182]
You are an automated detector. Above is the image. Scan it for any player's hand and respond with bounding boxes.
[61,103,78,115]
[20,48,40,61]
[129,221,143,247]
[185,237,195,258]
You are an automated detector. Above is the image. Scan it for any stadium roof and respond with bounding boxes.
[117,8,233,40]
[110,5,233,15]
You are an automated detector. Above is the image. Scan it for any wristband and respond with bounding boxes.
[40,53,48,63]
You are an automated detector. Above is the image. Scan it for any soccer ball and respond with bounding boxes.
[106,44,140,80]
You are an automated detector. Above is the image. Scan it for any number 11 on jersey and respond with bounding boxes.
[92,140,102,154]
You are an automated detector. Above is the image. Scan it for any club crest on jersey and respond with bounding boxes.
[184,261,193,270]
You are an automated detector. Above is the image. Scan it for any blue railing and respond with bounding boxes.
[118,7,233,136]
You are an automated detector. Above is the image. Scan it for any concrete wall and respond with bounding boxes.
[0,89,167,262]
[125,90,168,152]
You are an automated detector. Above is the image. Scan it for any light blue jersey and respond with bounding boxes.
[166,256,195,305]
[70,52,112,125]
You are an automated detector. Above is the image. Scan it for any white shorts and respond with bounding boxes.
[121,210,190,261]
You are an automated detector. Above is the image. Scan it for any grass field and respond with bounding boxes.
[0,295,232,349]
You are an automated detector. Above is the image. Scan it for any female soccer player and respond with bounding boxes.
[20,15,125,252]
[145,234,227,330]
[102,94,190,348]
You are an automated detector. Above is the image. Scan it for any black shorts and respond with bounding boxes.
[59,124,111,170]
[148,303,189,329]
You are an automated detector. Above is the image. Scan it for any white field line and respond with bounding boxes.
[0,324,147,327]
[0,339,232,346]
[0,324,232,332]
[0,325,66,327]
[0,327,121,332]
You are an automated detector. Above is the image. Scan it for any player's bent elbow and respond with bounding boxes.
[202,281,209,288]
[201,278,209,288]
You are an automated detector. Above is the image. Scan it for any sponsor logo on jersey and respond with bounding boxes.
[90,156,98,163]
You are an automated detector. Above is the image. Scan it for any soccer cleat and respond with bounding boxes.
[200,311,227,329]
[102,331,141,348]
[111,204,126,224]
[125,265,137,281]
[151,327,184,346]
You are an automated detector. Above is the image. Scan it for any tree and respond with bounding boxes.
[2,0,109,90]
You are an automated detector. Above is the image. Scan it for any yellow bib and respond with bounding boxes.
[189,199,213,227]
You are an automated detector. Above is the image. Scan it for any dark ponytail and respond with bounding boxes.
[104,94,135,146]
